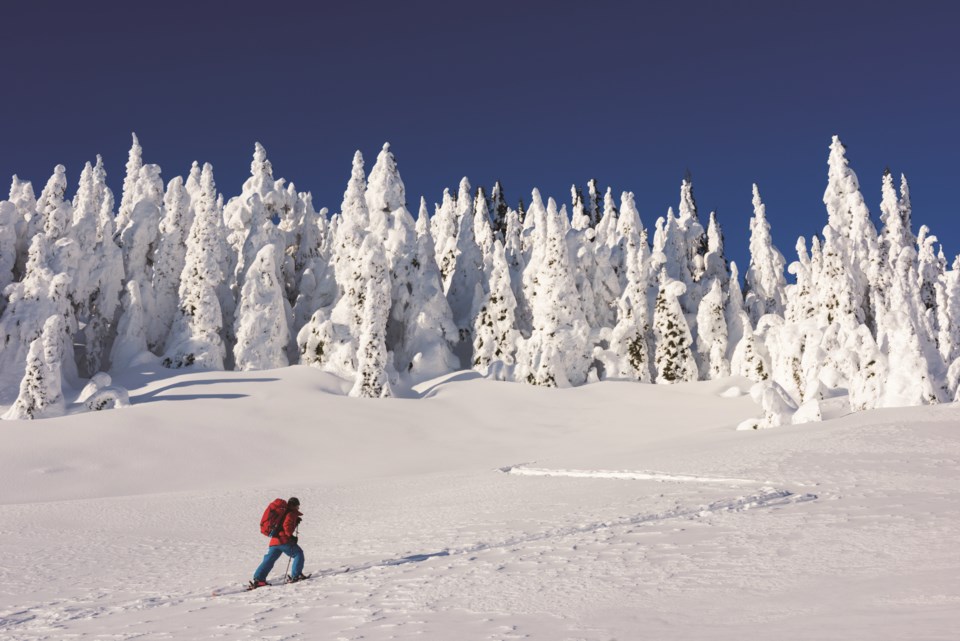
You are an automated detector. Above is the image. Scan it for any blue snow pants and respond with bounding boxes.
[253,542,304,581]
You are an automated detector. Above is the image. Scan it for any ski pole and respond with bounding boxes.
[284,523,300,579]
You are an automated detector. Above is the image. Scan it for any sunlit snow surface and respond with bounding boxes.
[1,365,958,640]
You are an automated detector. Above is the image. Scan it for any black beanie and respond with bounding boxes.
[287,497,300,507]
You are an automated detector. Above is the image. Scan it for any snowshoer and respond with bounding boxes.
[251,496,306,588]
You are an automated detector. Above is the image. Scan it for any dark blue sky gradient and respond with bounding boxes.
[1,0,958,269]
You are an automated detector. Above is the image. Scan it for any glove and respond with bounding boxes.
[289,535,298,544]
[296,517,302,525]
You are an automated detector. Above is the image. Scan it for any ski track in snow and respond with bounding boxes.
[0,485,816,636]
[499,463,771,486]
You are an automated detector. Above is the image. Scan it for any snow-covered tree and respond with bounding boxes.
[702,211,729,290]
[349,236,392,398]
[516,198,591,387]
[696,278,730,379]
[822,135,876,324]
[570,185,590,231]
[3,315,67,420]
[653,278,697,383]
[9,176,37,281]
[0,201,17,304]
[730,312,770,383]
[474,187,496,260]
[598,239,652,382]
[490,181,509,238]
[234,245,290,371]
[36,165,71,242]
[472,240,519,372]
[163,163,226,370]
[744,184,786,322]
[152,176,193,351]
[394,202,460,378]
[330,150,370,342]
[115,133,143,234]
[117,163,164,349]
[446,177,485,346]
[111,280,150,370]
[878,247,945,406]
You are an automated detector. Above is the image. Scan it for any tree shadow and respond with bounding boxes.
[413,371,484,398]
[131,378,278,405]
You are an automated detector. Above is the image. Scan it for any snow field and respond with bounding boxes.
[1,367,958,639]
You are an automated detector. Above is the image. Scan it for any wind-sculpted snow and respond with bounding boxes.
[2,134,958,417]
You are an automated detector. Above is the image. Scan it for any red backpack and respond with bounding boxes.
[260,498,288,537]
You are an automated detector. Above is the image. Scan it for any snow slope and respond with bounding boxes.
[1,366,958,640]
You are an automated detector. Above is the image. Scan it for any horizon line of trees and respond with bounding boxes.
[0,135,955,422]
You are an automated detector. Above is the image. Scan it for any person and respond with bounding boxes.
[250,497,306,588]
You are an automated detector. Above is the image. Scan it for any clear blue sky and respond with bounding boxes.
[1,0,957,269]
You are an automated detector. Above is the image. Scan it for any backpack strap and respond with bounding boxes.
[269,509,289,539]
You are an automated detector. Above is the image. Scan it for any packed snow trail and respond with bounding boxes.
[499,463,771,486]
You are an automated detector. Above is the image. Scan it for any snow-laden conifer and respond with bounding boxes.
[744,185,786,322]
[879,247,946,406]
[111,281,150,370]
[68,159,117,376]
[696,278,730,379]
[598,239,652,382]
[432,189,458,289]
[117,164,164,349]
[474,187,495,261]
[391,201,461,378]
[503,206,530,335]
[9,176,37,281]
[0,233,76,391]
[724,261,748,356]
[490,181,509,239]
[163,163,226,370]
[570,185,590,231]
[730,311,770,382]
[845,324,887,412]
[595,187,618,256]
[822,136,875,322]
[292,197,336,338]
[516,198,591,387]
[675,174,707,312]
[653,278,697,383]
[115,133,143,233]
[447,177,485,346]
[0,201,17,303]
[613,191,644,291]
[937,257,960,365]
[234,245,290,371]
[297,152,371,379]
[587,179,602,228]
[3,315,67,420]
[329,150,370,341]
[703,211,729,290]
[152,177,193,352]
[36,165,71,242]
[472,240,519,372]
[349,235,392,398]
